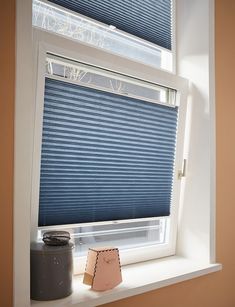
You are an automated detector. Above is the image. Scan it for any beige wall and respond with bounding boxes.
[102,1,235,306]
[0,1,15,307]
[0,0,235,306]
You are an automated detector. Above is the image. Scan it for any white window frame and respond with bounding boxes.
[14,1,221,306]
[30,28,188,274]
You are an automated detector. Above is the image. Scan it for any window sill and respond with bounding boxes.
[31,256,222,307]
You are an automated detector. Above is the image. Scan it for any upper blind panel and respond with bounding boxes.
[48,0,172,50]
[39,78,178,226]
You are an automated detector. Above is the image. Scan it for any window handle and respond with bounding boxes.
[178,159,187,179]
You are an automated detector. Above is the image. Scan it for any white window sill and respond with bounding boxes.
[31,256,222,307]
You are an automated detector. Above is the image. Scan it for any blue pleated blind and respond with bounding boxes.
[39,78,178,226]
[48,0,172,50]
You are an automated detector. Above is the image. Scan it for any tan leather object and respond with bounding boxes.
[83,247,122,291]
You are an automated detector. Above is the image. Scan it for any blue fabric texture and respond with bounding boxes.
[39,78,178,226]
[48,0,172,50]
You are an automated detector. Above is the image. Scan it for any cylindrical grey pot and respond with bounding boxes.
[30,242,74,301]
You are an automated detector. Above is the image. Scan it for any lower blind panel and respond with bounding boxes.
[39,78,178,226]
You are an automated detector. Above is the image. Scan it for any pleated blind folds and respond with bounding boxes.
[48,0,172,50]
[39,78,178,226]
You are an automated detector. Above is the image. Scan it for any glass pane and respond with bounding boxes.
[33,0,173,71]
[38,217,168,256]
[46,55,176,106]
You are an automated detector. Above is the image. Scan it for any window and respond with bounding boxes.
[30,2,188,274]
[15,0,219,305]
[32,0,173,71]
[39,60,178,227]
